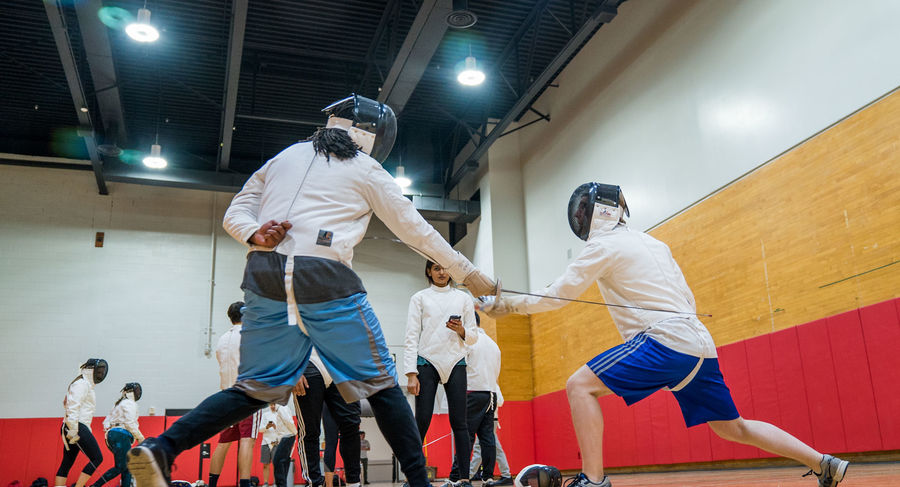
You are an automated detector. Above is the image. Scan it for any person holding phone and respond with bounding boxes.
[404,261,479,487]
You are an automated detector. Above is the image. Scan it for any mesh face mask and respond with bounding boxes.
[567,183,629,240]
[322,94,397,162]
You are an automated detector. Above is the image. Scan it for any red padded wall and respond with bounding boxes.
[3,299,898,484]
[860,300,900,449]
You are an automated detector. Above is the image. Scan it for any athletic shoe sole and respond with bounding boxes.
[128,446,169,487]
[828,459,849,487]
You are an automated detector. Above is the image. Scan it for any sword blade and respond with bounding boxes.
[499,289,712,317]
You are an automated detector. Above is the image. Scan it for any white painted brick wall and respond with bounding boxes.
[0,165,446,418]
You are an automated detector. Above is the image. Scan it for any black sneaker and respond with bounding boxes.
[486,478,513,487]
[803,454,849,487]
[563,473,611,487]
[456,482,474,487]
[127,438,173,487]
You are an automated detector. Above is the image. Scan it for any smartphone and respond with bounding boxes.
[449,315,461,321]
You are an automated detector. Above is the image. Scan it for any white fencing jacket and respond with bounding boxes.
[216,324,242,390]
[103,397,144,442]
[505,224,716,359]
[466,328,501,392]
[223,142,475,282]
[64,377,95,430]
[404,284,478,383]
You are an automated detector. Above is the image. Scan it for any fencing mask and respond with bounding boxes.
[123,382,142,401]
[322,94,397,162]
[514,464,562,487]
[567,183,629,240]
[81,358,108,384]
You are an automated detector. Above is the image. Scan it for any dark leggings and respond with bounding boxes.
[92,428,133,487]
[414,362,470,479]
[272,435,295,487]
[57,423,104,477]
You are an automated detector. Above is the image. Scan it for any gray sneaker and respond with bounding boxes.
[564,474,610,487]
[803,454,849,487]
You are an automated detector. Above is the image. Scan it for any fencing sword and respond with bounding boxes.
[361,237,713,317]
[479,288,712,318]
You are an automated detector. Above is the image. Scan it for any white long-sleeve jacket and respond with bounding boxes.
[216,324,242,390]
[64,377,95,430]
[103,397,144,442]
[260,404,297,446]
[404,284,478,383]
[465,327,501,392]
[222,142,475,282]
[505,224,716,359]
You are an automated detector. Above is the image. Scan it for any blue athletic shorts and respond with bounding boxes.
[236,289,398,404]
[587,332,740,427]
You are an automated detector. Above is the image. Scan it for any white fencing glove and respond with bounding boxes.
[475,295,515,318]
[66,426,80,444]
[463,270,500,298]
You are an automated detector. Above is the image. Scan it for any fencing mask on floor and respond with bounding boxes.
[515,464,562,487]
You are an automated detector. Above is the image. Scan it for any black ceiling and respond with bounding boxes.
[0,0,627,194]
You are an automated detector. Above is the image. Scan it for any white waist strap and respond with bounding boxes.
[665,357,704,392]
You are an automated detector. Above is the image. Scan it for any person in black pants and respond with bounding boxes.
[404,261,480,487]
[449,313,501,483]
[295,352,362,487]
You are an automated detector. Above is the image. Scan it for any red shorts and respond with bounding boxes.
[218,415,255,443]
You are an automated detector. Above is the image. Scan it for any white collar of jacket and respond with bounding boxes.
[81,370,96,386]
[429,283,453,293]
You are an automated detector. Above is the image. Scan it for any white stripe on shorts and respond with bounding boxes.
[589,333,649,376]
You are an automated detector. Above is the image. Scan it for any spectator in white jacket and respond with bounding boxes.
[93,383,145,487]
[448,313,500,484]
[405,260,478,487]
[260,403,298,487]
[209,302,258,487]
[56,359,107,487]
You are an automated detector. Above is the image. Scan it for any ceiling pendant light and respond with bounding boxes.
[126,4,160,43]
[143,143,167,168]
[394,165,412,188]
[457,45,485,86]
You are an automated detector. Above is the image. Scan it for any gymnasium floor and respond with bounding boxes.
[603,462,900,486]
[368,462,900,487]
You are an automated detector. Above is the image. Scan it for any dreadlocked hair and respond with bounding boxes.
[307,127,360,161]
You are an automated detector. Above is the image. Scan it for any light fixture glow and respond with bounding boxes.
[143,143,167,168]
[457,56,485,86]
[126,8,159,42]
[394,165,412,188]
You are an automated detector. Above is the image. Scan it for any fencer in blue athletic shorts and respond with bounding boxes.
[128,95,498,487]
[480,183,849,487]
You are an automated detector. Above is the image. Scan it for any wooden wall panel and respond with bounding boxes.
[525,88,900,397]
[490,314,535,401]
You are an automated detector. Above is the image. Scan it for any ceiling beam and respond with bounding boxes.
[43,0,107,195]
[218,0,248,170]
[445,0,624,193]
[377,0,451,114]
[73,0,126,146]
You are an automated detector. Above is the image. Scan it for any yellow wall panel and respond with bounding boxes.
[522,89,900,397]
